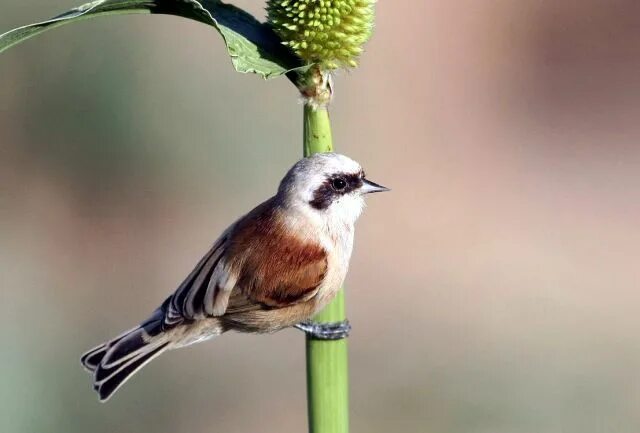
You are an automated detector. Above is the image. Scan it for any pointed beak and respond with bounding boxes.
[361,178,390,194]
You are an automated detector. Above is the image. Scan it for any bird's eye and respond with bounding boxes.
[331,177,347,191]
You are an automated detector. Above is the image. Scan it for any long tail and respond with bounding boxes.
[80,311,170,402]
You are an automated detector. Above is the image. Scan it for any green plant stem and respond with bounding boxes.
[303,103,349,433]
[303,104,333,155]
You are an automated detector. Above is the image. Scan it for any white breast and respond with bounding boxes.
[313,222,354,308]
[284,201,358,309]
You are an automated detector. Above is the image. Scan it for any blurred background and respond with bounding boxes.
[1,1,640,432]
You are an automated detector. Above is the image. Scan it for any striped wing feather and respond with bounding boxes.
[166,199,327,326]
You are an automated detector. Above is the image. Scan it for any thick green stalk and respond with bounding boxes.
[303,104,349,433]
[303,104,334,155]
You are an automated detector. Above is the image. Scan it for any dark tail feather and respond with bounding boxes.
[80,344,108,372]
[81,317,170,401]
[80,328,132,373]
[94,341,169,401]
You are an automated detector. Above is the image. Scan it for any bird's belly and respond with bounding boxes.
[221,301,318,333]
[313,265,347,309]
[314,234,351,307]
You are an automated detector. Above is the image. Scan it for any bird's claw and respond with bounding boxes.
[294,320,351,340]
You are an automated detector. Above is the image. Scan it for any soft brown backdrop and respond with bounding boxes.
[1,1,639,432]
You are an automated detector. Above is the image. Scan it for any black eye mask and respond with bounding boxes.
[309,171,364,210]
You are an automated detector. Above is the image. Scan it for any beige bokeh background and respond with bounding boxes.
[2,1,640,432]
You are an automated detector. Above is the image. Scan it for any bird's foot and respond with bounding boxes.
[294,320,351,340]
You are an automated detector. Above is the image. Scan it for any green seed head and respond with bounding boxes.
[267,0,375,69]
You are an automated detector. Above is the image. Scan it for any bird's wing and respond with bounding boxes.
[164,199,327,327]
[164,233,231,325]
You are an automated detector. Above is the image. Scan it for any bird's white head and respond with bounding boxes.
[278,153,389,226]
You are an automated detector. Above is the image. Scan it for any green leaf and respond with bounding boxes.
[0,0,305,79]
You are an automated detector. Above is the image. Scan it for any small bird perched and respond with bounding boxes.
[81,153,388,401]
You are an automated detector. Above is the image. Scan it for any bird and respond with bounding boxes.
[80,152,388,401]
